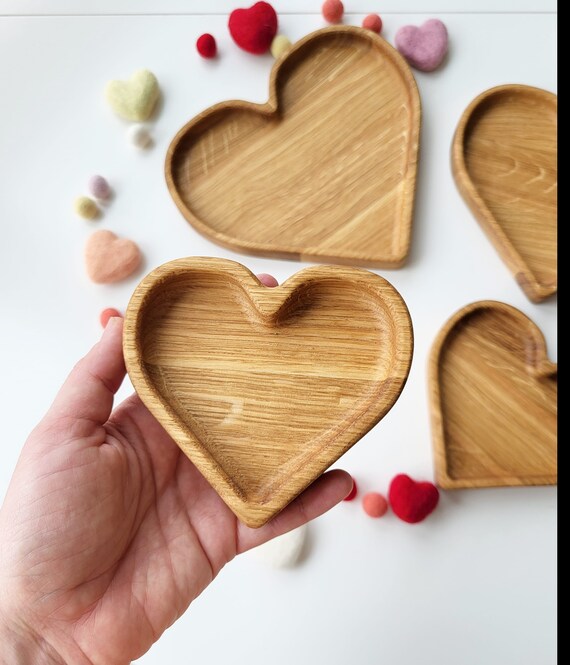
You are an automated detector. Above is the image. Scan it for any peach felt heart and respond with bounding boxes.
[123,258,413,527]
[395,19,448,72]
[84,230,142,284]
[429,301,557,489]
[105,69,159,122]
[166,26,420,268]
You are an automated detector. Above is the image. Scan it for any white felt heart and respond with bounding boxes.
[253,524,308,568]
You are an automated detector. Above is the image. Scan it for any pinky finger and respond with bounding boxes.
[236,469,353,554]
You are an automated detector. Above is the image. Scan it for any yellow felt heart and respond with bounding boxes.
[105,69,159,122]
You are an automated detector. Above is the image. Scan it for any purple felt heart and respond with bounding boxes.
[395,19,448,72]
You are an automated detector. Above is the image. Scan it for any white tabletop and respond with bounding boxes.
[0,2,557,664]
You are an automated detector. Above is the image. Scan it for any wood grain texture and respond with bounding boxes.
[123,258,413,527]
[452,85,557,302]
[429,301,557,489]
[165,26,421,268]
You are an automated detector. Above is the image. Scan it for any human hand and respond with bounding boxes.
[0,274,352,665]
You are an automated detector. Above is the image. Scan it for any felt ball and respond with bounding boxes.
[88,175,111,200]
[100,307,122,328]
[74,196,99,220]
[127,124,152,149]
[84,230,142,284]
[228,2,278,55]
[254,524,307,568]
[389,474,439,523]
[105,69,159,122]
[343,477,358,501]
[322,0,344,24]
[362,14,382,33]
[362,492,388,518]
[270,35,292,59]
[197,33,217,58]
[395,19,448,72]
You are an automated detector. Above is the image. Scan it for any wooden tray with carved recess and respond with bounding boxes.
[166,26,421,268]
[123,258,413,527]
[429,300,557,489]
[452,85,557,302]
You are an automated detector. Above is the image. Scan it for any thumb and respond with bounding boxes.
[46,317,126,429]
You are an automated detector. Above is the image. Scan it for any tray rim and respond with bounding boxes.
[428,299,557,490]
[451,83,558,303]
[123,257,414,527]
[165,25,421,269]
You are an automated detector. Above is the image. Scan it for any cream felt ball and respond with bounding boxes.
[74,196,99,220]
[270,35,292,59]
[127,124,152,149]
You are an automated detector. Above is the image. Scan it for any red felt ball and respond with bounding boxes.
[197,33,217,58]
[389,474,439,524]
[362,492,388,518]
[362,14,382,34]
[322,0,344,24]
[228,2,278,55]
[343,477,358,501]
[100,307,122,328]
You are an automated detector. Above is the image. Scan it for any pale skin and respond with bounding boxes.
[0,274,352,665]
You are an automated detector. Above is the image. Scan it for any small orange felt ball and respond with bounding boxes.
[322,0,344,24]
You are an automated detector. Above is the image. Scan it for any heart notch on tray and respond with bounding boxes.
[165,26,421,269]
[429,300,557,489]
[124,258,413,527]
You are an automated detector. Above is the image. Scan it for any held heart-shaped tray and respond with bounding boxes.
[429,301,557,489]
[124,258,413,527]
[166,26,421,268]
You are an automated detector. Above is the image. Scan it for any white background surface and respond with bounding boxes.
[0,2,557,664]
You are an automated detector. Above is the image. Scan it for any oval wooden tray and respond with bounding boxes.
[452,85,557,302]
[123,258,413,527]
[429,301,557,489]
[166,26,420,269]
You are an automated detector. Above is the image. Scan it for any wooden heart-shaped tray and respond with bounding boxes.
[166,26,420,268]
[123,258,413,527]
[429,301,557,489]
[452,85,557,302]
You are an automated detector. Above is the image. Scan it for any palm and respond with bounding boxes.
[0,315,349,665]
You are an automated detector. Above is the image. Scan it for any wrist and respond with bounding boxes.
[0,615,65,665]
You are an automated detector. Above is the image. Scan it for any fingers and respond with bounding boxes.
[257,273,279,288]
[47,317,126,427]
[236,469,353,553]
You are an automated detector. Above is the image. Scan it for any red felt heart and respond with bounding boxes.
[228,1,278,54]
[389,474,439,524]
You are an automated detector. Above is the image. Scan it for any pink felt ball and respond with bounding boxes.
[362,14,382,34]
[362,492,388,518]
[197,33,217,58]
[322,0,344,24]
[100,307,122,328]
[343,477,358,501]
[88,175,111,200]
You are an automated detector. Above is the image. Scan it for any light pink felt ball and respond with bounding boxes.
[88,175,111,200]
